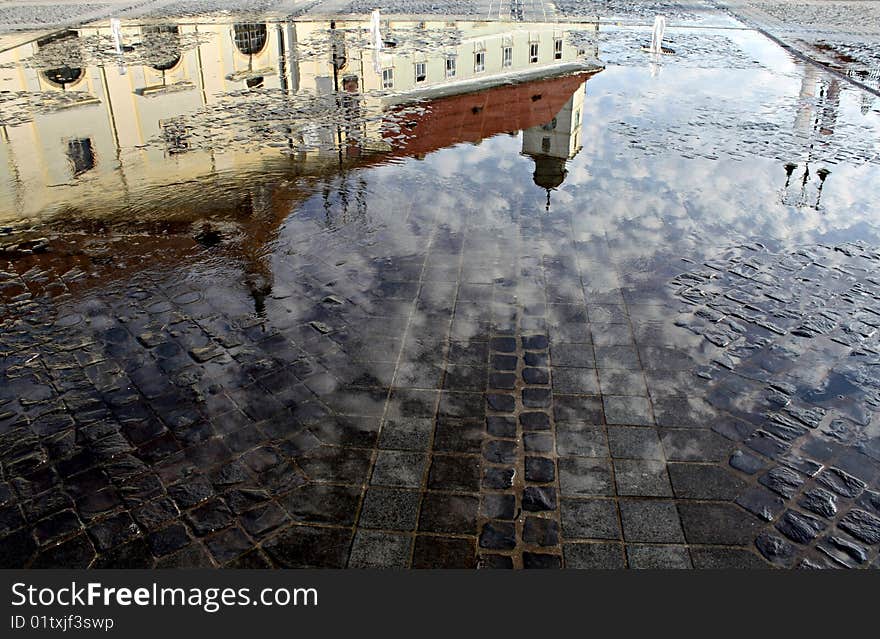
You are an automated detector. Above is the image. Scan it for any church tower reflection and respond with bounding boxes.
[521,79,585,211]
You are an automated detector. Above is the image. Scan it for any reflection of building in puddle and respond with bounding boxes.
[784,64,838,210]
[521,78,585,210]
[0,17,600,311]
[0,17,599,226]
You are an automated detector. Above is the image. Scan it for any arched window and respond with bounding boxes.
[38,30,84,88]
[143,25,181,71]
[43,66,84,87]
[233,23,268,56]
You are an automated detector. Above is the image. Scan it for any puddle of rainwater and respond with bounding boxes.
[0,16,879,302]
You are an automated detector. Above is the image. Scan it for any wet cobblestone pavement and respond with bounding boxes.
[717,1,880,93]
[2,4,880,569]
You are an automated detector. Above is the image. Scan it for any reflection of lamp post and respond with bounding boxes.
[815,167,830,209]
[781,162,831,210]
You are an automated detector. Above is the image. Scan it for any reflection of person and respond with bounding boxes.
[341,74,362,158]
[342,75,359,93]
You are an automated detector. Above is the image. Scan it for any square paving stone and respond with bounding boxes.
[492,354,518,371]
[728,450,768,475]
[412,536,475,568]
[594,346,640,369]
[736,486,785,522]
[34,510,82,545]
[677,502,762,546]
[619,500,685,543]
[660,429,733,462]
[607,426,664,460]
[688,547,769,569]
[560,498,620,540]
[479,521,516,550]
[394,363,444,390]
[486,416,516,438]
[523,486,557,511]
[147,523,191,557]
[563,542,625,568]
[490,337,517,353]
[483,467,515,490]
[31,534,96,569]
[524,433,555,453]
[559,457,614,496]
[371,451,426,488]
[588,305,629,324]
[523,367,550,385]
[484,439,517,464]
[443,365,487,392]
[359,488,421,531]
[525,457,556,483]
[524,352,549,367]
[554,395,604,422]
[433,418,484,453]
[263,524,351,568]
[551,367,600,394]
[480,493,516,520]
[387,389,438,419]
[447,341,489,366]
[168,476,214,509]
[239,502,290,538]
[280,484,361,526]
[379,418,433,451]
[428,455,480,492]
[204,527,252,564]
[522,387,551,408]
[556,422,607,457]
[88,512,140,550]
[551,345,594,368]
[603,396,654,426]
[309,416,380,448]
[598,369,648,396]
[523,516,559,546]
[486,393,516,413]
[418,493,478,534]
[626,544,692,569]
[133,497,179,530]
[590,323,633,346]
[522,335,550,350]
[488,372,516,390]
[522,552,562,569]
[298,447,371,484]
[653,397,717,428]
[613,460,672,497]
[668,463,747,500]
[520,411,551,431]
[348,530,412,568]
[549,323,592,343]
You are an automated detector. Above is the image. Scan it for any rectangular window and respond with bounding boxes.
[382,68,393,89]
[529,42,539,64]
[415,62,426,83]
[474,51,485,73]
[446,57,456,78]
[554,38,563,59]
[67,138,95,175]
[502,46,512,68]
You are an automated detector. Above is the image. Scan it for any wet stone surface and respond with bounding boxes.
[2,5,880,568]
